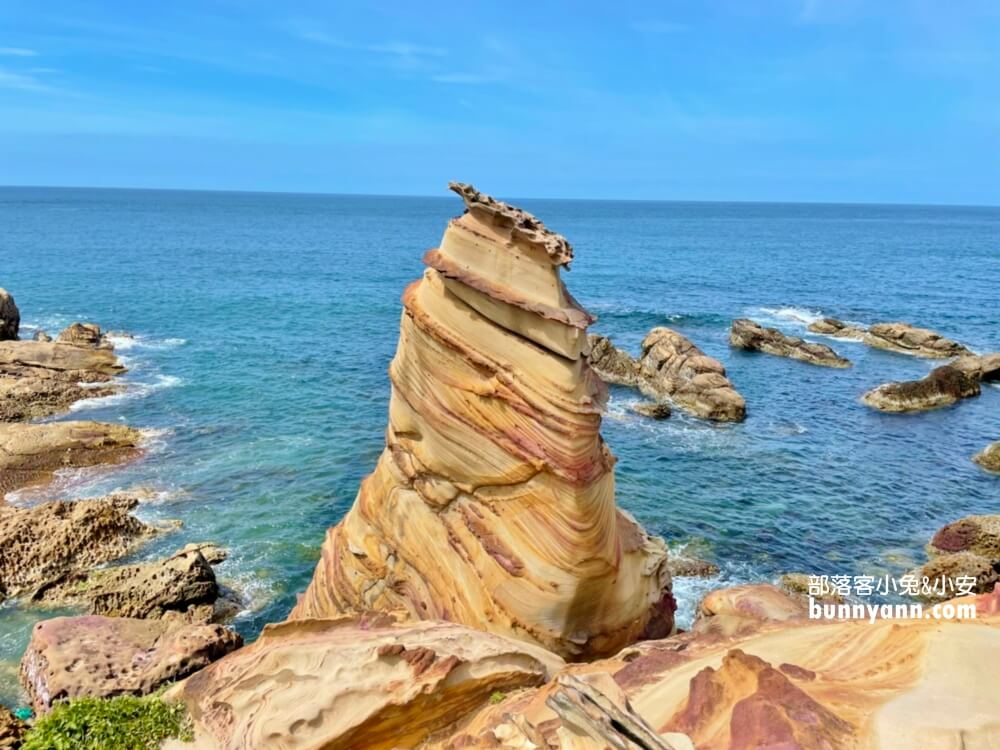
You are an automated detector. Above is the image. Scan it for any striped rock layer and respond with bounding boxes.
[292,183,674,659]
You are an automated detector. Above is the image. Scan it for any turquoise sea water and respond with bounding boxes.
[1,187,998,705]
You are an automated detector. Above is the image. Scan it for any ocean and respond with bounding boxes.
[1,187,998,705]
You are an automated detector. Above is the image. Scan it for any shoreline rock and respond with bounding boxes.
[909,515,1000,602]
[730,318,851,368]
[973,441,1000,472]
[863,322,970,359]
[290,184,674,659]
[0,289,18,342]
[20,615,242,714]
[630,401,672,419]
[0,421,143,498]
[861,353,998,413]
[807,317,865,339]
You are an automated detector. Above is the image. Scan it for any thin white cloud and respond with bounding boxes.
[0,68,53,92]
[0,47,38,56]
[291,25,445,58]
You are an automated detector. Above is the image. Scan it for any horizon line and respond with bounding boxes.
[1,183,998,211]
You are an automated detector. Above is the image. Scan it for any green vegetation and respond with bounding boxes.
[488,690,506,705]
[21,695,191,750]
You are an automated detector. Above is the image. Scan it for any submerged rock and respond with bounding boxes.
[863,322,970,359]
[0,289,18,342]
[20,615,241,714]
[0,421,143,497]
[730,318,851,368]
[163,616,560,750]
[638,328,745,421]
[807,317,865,339]
[862,364,980,412]
[0,491,156,602]
[291,184,674,659]
[973,441,1000,472]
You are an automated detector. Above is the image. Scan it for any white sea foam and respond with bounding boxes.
[68,374,182,412]
[749,306,824,328]
[670,557,760,630]
[106,333,187,351]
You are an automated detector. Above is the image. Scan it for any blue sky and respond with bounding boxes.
[1,1,998,203]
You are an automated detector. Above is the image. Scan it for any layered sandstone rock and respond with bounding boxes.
[0,491,155,602]
[0,706,25,750]
[862,364,981,412]
[638,328,746,421]
[730,318,851,368]
[587,334,641,386]
[863,322,970,358]
[20,615,242,713]
[33,543,226,622]
[807,317,865,339]
[974,441,1000,472]
[0,421,143,497]
[0,289,18,341]
[164,616,562,750]
[292,184,673,659]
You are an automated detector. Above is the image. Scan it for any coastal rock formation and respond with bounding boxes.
[291,184,674,659]
[630,401,672,419]
[928,515,1000,560]
[587,334,641,386]
[57,322,109,348]
[863,322,970,358]
[0,289,18,341]
[952,352,1000,382]
[910,551,998,602]
[692,584,806,637]
[0,491,155,602]
[164,616,561,750]
[974,441,1000,472]
[0,421,142,497]
[807,317,865,339]
[862,364,980,412]
[638,328,745,421]
[20,615,241,714]
[34,543,225,622]
[730,318,851,368]
[0,706,25,750]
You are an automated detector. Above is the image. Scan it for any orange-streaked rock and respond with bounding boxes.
[291,184,673,659]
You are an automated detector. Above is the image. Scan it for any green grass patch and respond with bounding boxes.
[22,695,192,750]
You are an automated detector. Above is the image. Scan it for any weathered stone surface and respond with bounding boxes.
[807,317,865,339]
[911,551,999,602]
[0,705,26,750]
[588,334,641,386]
[730,318,851,368]
[779,572,844,604]
[638,328,745,422]
[34,544,223,621]
[631,401,672,419]
[692,584,807,637]
[862,364,980,412]
[164,616,560,750]
[291,185,674,659]
[0,289,18,342]
[951,352,1000,383]
[0,421,143,497]
[864,322,970,358]
[667,555,719,578]
[974,441,1000,472]
[0,491,155,602]
[32,330,51,342]
[0,339,123,376]
[20,614,242,713]
[928,515,1000,560]
[57,322,110,349]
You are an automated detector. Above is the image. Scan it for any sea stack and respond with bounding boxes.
[292,183,674,658]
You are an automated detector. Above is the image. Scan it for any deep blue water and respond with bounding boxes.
[1,187,998,704]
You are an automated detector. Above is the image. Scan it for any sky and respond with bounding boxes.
[1,1,998,204]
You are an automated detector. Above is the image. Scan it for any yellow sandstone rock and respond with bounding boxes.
[292,184,674,659]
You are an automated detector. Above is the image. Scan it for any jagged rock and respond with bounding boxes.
[778,573,844,604]
[34,544,223,622]
[0,705,26,750]
[291,184,674,659]
[928,515,1000,560]
[0,339,123,375]
[0,421,142,497]
[56,322,109,349]
[910,551,999,602]
[631,401,672,419]
[974,441,1000,472]
[0,491,155,602]
[863,322,970,358]
[0,289,18,341]
[32,330,51,342]
[667,555,719,577]
[807,317,865,339]
[638,328,745,421]
[692,584,806,636]
[951,352,1000,383]
[587,334,641,386]
[862,364,980,412]
[20,614,242,714]
[162,616,560,750]
[730,319,851,368]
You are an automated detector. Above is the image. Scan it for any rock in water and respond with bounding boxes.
[291,183,674,658]
[638,328,746,421]
[974,441,1000,472]
[587,334,641,386]
[163,616,561,750]
[862,364,981,412]
[807,317,865,339]
[19,615,241,713]
[864,322,970,358]
[0,289,18,341]
[631,401,672,419]
[730,319,851,368]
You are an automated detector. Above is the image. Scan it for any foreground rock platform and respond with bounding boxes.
[291,184,674,659]
[730,318,851,368]
[0,420,143,497]
[20,614,242,714]
[164,616,562,750]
